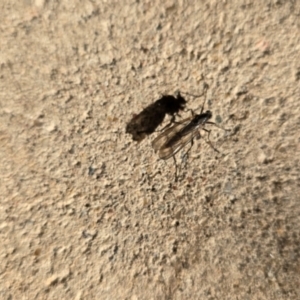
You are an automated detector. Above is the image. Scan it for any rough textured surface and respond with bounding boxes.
[1,1,300,299]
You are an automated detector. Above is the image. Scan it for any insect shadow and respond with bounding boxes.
[125,91,188,142]
[152,84,229,181]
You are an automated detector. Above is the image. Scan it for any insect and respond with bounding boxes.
[126,92,187,142]
[152,84,227,180]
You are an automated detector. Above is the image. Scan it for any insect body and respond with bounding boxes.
[152,110,214,160]
[126,92,186,142]
[152,84,226,180]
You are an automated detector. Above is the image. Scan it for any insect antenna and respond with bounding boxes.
[181,82,209,116]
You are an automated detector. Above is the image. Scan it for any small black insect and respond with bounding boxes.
[152,85,228,180]
[126,92,187,142]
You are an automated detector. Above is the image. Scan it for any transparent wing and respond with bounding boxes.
[157,128,200,160]
[152,117,192,151]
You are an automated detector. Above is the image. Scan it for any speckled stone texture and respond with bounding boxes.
[1,1,300,299]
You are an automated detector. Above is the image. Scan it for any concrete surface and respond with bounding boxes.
[1,0,300,299]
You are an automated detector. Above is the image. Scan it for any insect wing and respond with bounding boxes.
[152,117,192,151]
[152,112,212,160]
[157,125,200,160]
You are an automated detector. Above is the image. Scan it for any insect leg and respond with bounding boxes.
[158,117,182,133]
[180,82,209,99]
[202,128,220,153]
[158,122,172,132]
[181,135,196,163]
[199,83,209,114]
[172,155,179,182]
[184,108,196,117]
[206,121,230,132]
